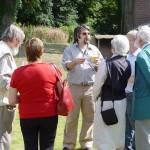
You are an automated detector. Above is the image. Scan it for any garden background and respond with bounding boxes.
[0,1,123,149]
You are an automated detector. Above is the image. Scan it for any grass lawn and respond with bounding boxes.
[11,43,84,150]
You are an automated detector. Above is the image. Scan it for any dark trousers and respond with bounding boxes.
[125,92,136,150]
[20,116,58,150]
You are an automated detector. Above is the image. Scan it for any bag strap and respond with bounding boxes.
[51,63,63,85]
[101,60,114,112]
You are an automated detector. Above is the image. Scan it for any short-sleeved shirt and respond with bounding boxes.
[62,43,103,85]
[10,62,61,118]
[125,48,141,92]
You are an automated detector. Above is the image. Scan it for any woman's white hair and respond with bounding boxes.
[137,25,150,44]
[111,35,129,56]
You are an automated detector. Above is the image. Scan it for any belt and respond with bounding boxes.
[126,91,133,94]
[72,82,93,86]
[126,92,133,96]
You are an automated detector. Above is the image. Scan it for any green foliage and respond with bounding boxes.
[0,0,19,34]
[90,0,120,34]
[17,0,53,26]
[20,0,40,14]
[74,0,101,24]
[52,0,78,27]
[68,0,119,34]
[21,25,35,40]
[1,0,120,37]
[60,22,78,43]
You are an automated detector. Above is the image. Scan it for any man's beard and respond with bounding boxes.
[83,38,89,44]
[11,47,19,56]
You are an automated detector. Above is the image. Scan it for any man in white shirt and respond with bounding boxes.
[125,30,141,150]
[0,24,25,150]
[62,24,103,150]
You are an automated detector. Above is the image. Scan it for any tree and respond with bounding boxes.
[92,0,120,34]
[0,0,19,35]
[73,0,120,34]
[52,0,78,27]
[17,0,53,26]
[120,0,133,34]
[3,0,120,35]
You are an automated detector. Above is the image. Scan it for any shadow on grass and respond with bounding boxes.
[44,43,69,54]
[15,43,69,58]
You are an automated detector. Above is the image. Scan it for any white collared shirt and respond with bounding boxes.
[62,43,103,85]
[125,48,141,93]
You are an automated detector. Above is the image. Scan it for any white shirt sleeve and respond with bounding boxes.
[93,59,107,101]
[0,54,11,89]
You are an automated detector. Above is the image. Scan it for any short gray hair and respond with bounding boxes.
[127,30,137,39]
[111,35,129,56]
[137,25,150,44]
[1,24,25,44]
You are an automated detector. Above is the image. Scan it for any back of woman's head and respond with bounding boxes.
[25,38,43,62]
[111,35,129,56]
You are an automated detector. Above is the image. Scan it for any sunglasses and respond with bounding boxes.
[81,32,90,35]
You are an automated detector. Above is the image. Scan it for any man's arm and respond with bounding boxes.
[128,76,135,83]
[0,55,12,89]
[66,58,85,70]
[8,87,19,105]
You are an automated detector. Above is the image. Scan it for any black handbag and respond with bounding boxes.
[100,60,118,126]
[101,101,118,125]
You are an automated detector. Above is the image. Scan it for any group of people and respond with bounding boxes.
[0,23,150,150]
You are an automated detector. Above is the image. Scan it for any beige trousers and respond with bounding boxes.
[0,106,16,150]
[63,84,95,149]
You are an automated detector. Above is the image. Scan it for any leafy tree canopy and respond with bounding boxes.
[17,0,53,26]
[1,0,120,35]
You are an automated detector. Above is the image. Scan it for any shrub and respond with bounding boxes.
[34,26,49,42]
[46,28,68,43]
[21,25,68,43]
[60,22,78,43]
[22,25,35,40]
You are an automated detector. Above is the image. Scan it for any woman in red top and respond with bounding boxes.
[8,38,62,150]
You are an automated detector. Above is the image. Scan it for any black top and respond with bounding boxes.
[101,55,131,101]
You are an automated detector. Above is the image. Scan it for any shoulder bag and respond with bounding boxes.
[51,64,74,116]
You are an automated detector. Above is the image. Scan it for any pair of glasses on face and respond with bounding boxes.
[81,32,90,35]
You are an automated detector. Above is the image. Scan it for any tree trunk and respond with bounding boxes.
[0,0,18,35]
[120,0,134,34]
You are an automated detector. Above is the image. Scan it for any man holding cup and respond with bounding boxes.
[62,24,103,150]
